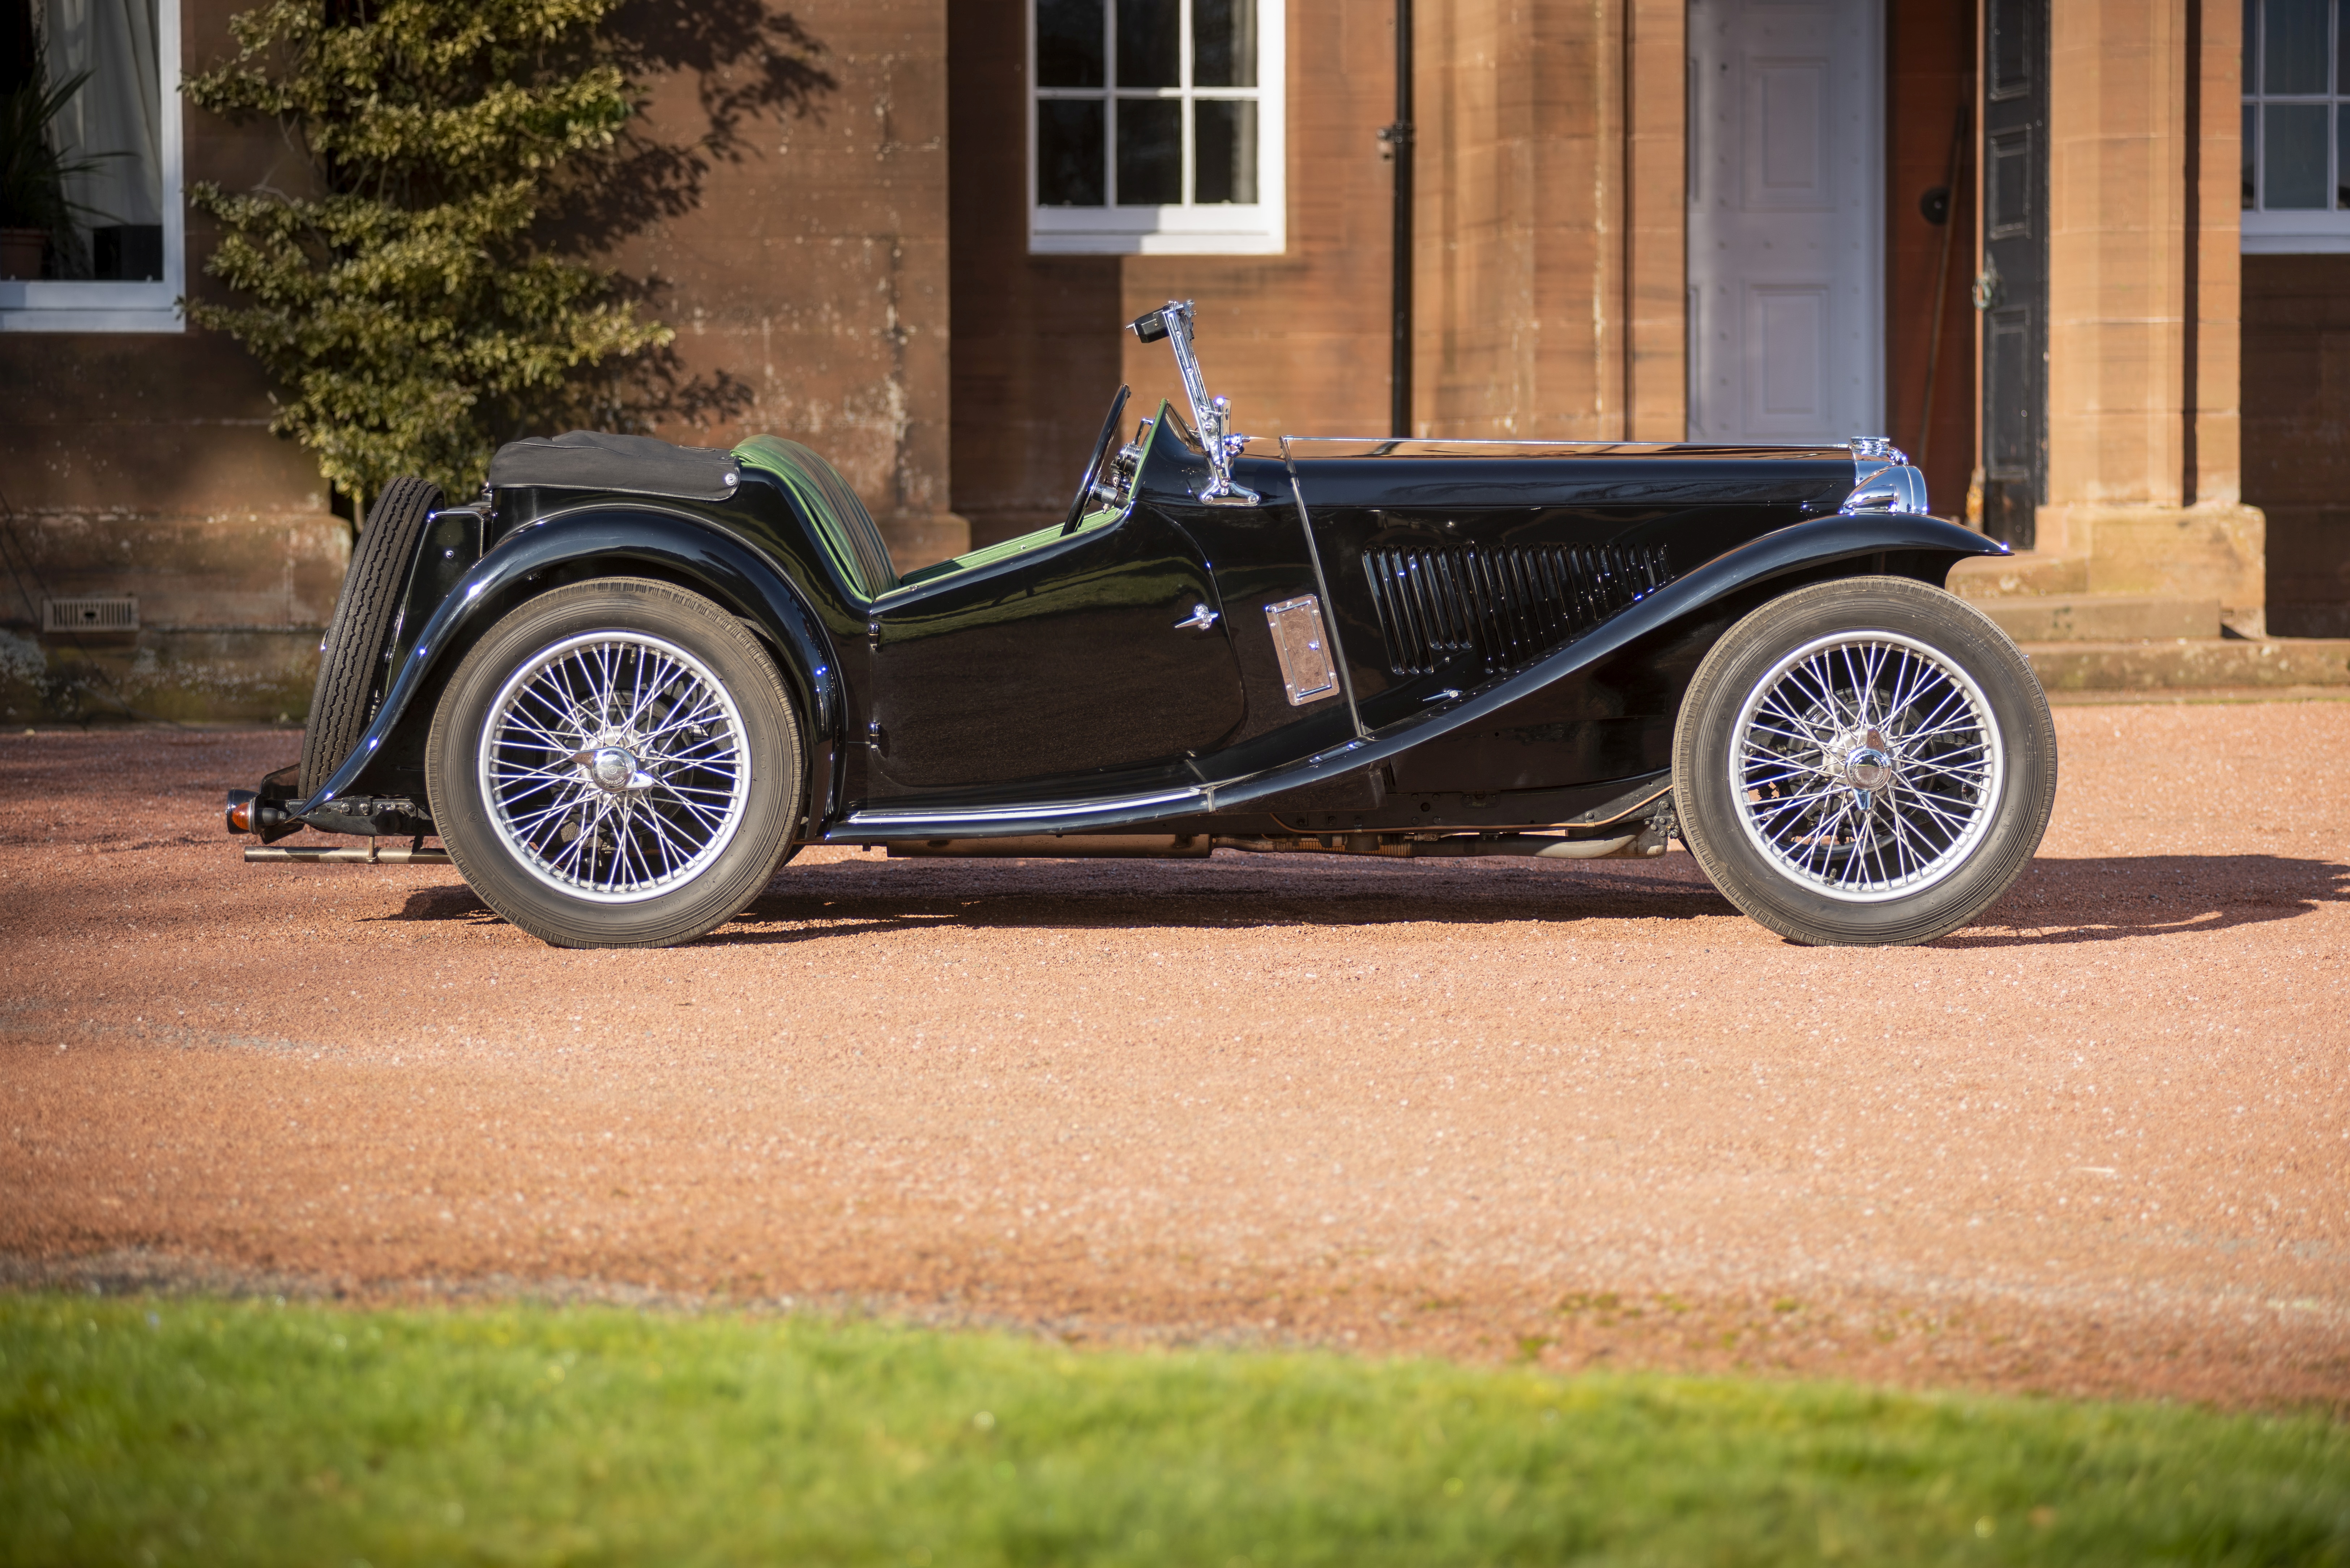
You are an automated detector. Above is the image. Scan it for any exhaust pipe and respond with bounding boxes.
[1216,823,1665,860]
[882,820,1672,862]
[889,834,1213,859]
[243,844,450,865]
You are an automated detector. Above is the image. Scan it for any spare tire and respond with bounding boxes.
[300,477,444,796]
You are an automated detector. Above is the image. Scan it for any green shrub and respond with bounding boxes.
[184,0,672,511]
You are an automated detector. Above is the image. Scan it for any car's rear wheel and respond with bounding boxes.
[302,477,443,794]
[425,577,802,948]
[1671,575,2056,946]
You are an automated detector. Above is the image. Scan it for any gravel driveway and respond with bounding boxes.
[3,703,2345,1407]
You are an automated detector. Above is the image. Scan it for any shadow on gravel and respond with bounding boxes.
[706,856,1739,943]
[371,852,2345,948]
[1940,854,2348,949]
[381,886,497,923]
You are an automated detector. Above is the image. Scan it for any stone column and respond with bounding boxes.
[636,0,966,575]
[2037,0,2263,630]
[1417,0,1684,441]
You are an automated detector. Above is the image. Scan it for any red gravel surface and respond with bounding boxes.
[3,704,2346,1408]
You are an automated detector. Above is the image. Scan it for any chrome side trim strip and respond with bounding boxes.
[841,786,1208,831]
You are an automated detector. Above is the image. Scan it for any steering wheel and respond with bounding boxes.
[1062,384,1132,535]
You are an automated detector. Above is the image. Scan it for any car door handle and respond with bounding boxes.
[1173,603,1219,631]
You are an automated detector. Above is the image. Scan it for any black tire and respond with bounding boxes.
[1671,575,2056,946]
[302,477,444,795]
[424,578,803,948]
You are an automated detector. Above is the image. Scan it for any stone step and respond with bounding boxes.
[1979,595,2221,642]
[2018,638,2350,693]
[1948,551,2090,600]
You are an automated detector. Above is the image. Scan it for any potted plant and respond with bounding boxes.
[0,64,110,280]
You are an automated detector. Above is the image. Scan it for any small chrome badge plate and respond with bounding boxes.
[1265,595,1339,706]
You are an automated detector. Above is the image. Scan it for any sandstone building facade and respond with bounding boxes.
[2,0,2336,720]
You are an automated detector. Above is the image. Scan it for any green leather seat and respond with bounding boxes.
[734,436,900,604]
[735,433,1125,601]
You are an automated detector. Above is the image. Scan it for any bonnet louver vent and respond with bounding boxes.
[1362,544,1674,676]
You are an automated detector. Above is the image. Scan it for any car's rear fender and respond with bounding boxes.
[308,506,845,821]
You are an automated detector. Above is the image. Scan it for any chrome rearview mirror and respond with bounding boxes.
[1129,300,1260,506]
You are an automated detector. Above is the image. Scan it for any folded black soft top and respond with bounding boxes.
[486,430,740,502]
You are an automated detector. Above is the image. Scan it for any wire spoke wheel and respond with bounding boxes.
[480,631,750,902]
[428,578,802,948]
[1729,631,2003,903]
[1671,577,2056,947]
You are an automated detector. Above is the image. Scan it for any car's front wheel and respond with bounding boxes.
[425,578,802,948]
[1671,575,2056,946]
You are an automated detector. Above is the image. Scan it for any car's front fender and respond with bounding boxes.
[1217,511,2007,813]
[824,513,2009,839]
[308,506,844,815]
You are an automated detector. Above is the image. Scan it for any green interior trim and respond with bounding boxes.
[891,509,1122,594]
[736,404,1165,604]
[885,404,1167,596]
[732,435,895,603]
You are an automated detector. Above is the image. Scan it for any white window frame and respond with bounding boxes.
[2242,0,2350,253]
[0,0,185,333]
[1027,0,1286,256]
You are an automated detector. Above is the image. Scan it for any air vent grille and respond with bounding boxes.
[1361,544,1672,676]
[42,595,139,633]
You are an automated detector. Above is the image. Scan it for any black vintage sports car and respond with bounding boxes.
[226,302,2055,949]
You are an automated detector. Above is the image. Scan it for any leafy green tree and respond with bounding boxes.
[184,0,675,514]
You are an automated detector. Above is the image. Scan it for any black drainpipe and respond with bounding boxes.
[1384,0,1415,438]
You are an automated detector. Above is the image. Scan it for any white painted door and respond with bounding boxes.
[1686,0,1884,445]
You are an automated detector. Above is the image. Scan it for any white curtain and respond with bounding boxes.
[42,0,162,230]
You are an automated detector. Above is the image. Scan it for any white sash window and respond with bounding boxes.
[1029,0,1285,255]
[2242,0,2350,252]
[0,0,182,331]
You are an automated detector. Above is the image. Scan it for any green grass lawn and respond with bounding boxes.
[2,1295,2343,1566]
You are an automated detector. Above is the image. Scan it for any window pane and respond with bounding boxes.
[1116,0,1179,88]
[2265,101,2329,206]
[2266,0,2328,94]
[1194,0,1257,88]
[1195,98,1258,202]
[1037,0,1105,88]
[42,0,164,280]
[1038,100,1106,205]
[2338,103,2350,206]
[2341,0,2350,97]
[1116,98,1181,204]
[2246,102,2259,207]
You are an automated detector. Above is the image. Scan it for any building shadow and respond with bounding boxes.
[533,4,841,437]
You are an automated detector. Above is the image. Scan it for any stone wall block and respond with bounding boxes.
[0,630,321,725]
[1,510,347,631]
[2044,501,2267,620]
